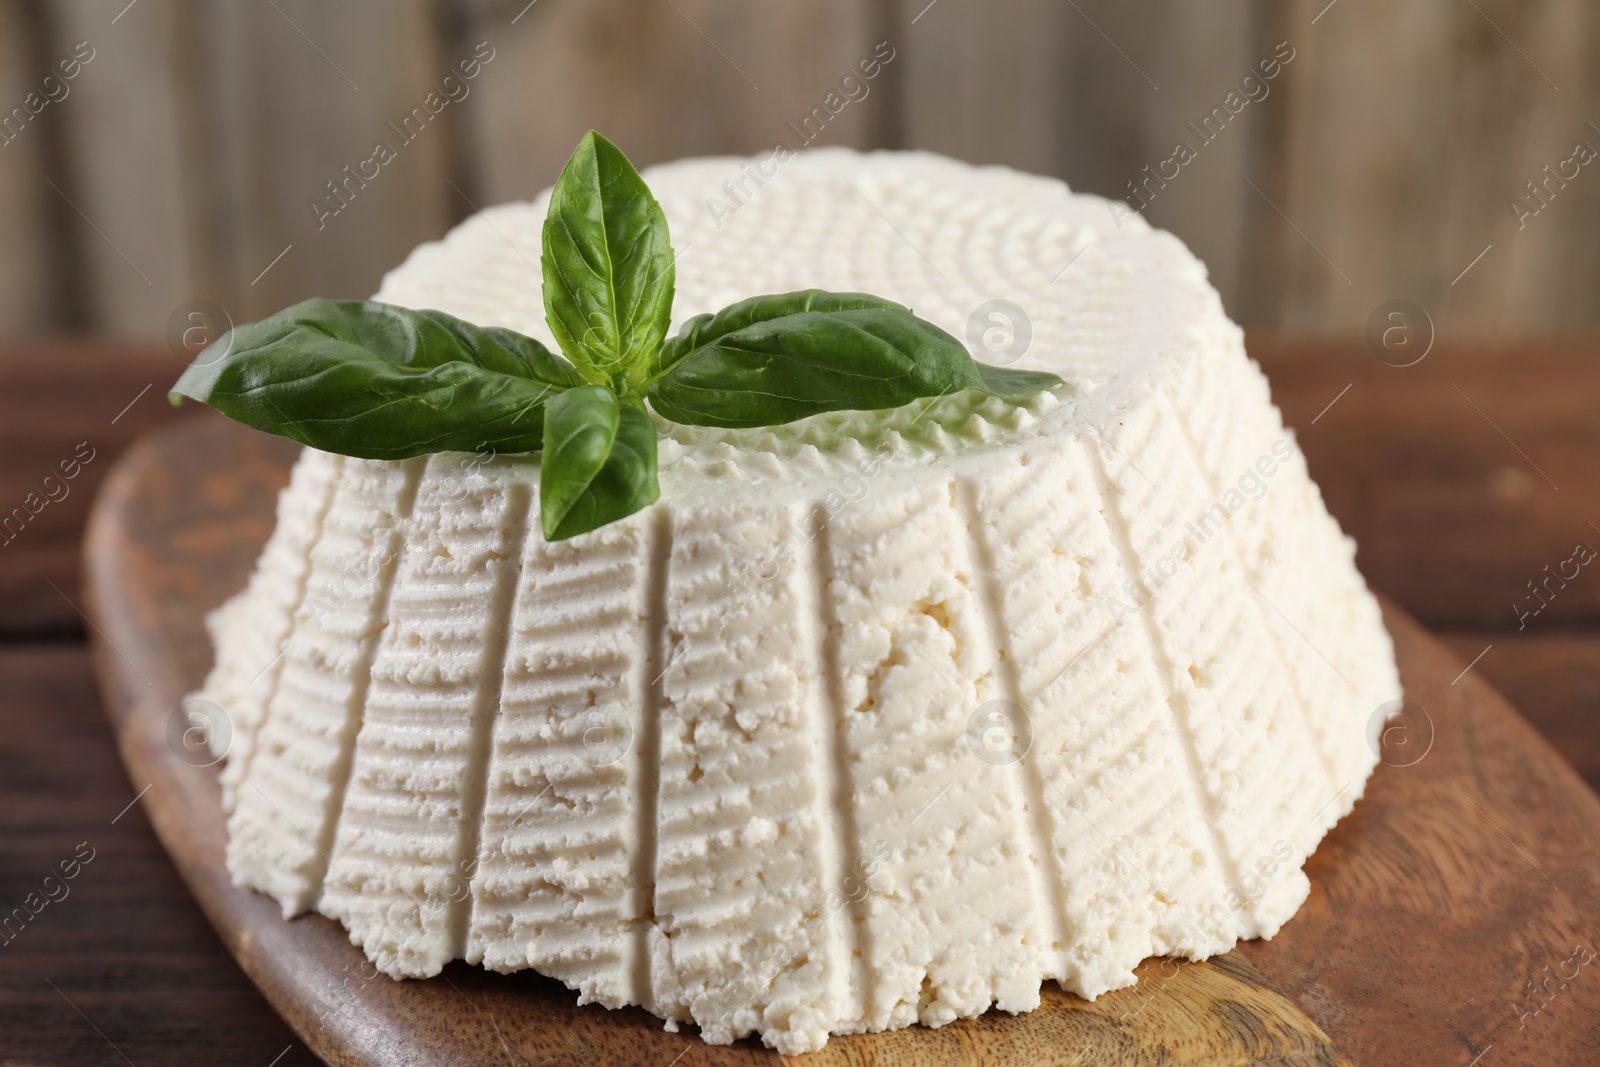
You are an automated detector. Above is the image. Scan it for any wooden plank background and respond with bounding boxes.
[0,0,1597,340]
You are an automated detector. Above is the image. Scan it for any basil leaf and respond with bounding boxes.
[976,362,1068,397]
[645,290,1062,428]
[541,131,676,389]
[169,299,585,459]
[540,385,660,541]
[646,289,899,383]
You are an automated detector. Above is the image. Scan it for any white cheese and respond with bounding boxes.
[199,149,1401,1054]
[468,507,654,1007]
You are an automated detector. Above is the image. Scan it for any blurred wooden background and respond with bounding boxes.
[1,0,1597,342]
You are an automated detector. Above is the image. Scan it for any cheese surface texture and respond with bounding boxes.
[201,149,1400,1053]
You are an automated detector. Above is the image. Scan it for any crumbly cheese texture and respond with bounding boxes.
[202,150,1400,1054]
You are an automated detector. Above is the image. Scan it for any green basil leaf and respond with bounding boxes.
[169,298,586,460]
[645,289,1063,428]
[540,385,660,541]
[975,362,1068,397]
[645,289,899,384]
[541,130,676,389]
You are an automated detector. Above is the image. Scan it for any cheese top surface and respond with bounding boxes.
[202,148,1401,1054]
[374,149,1210,503]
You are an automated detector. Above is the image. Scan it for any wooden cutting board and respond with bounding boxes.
[82,414,1600,1066]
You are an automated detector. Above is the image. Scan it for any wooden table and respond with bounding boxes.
[1,337,1596,1065]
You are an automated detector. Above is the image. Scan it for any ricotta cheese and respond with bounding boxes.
[200,149,1400,1054]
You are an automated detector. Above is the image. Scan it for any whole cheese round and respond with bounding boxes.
[199,148,1400,1054]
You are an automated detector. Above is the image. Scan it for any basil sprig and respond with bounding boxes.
[172,130,1063,540]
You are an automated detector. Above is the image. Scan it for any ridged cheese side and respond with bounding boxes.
[319,455,528,974]
[649,501,843,1045]
[962,439,1237,992]
[205,452,341,811]
[1093,399,1326,936]
[823,477,1046,1036]
[226,458,423,914]
[1168,327,1393,818]
[466,512,654,1007]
